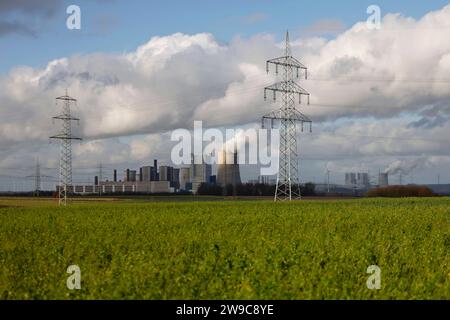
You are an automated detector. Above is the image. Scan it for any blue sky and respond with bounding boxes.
[1,0,449,73]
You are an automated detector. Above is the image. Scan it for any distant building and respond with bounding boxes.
[159,166,171,181]
[140,166,152,182]
[345,172,370,187]
[345,173,357,186]
[179,167,190,190]
[159,165,180,189]
[72,180,172,194]
[190,155,212,194]
[379,173,389,187]
[357,173,370,187]
[124,169,137,182]
[258,175,271,184]
[217,150,241,187]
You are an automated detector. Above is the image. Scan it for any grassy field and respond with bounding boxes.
[0,197,449,299]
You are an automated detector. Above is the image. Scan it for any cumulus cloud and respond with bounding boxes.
[1,4,450,183]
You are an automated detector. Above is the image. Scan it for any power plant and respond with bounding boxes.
[71,157,215,195]
[217,150,242,187]
[378,173,389,187]
[345,172,370,187]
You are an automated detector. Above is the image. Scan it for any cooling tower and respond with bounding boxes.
[379,173,389,187]
[217,150,241,187]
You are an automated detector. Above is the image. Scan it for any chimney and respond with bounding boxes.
[113,170,117,182]
[94,176,98,186]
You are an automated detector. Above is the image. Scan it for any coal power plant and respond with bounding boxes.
[217,150,241,187]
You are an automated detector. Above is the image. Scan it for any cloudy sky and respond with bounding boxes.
[1,0,450,190]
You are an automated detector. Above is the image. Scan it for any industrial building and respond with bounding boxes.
[345,172,370,187]
[378,173,389,187]
[190,154,213,194]
[217,150,241,187]
[71,156,217,195]
[179,167,190,191]
[73,180,171,194]
[248,175,276,185]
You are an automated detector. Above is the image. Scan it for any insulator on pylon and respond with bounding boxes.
[307,95,310,105]
[299,94,301,104]
[305,69,308,80]
[266,62,269,74]
[273,91,276,101]
[271,118,274,128]
[310,123,312,133]
[264,90,267,101]
[301,122,304,132]
[275,64,278,75]
[296,67,299,78]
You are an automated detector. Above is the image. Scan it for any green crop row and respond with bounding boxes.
[0,197,449,299]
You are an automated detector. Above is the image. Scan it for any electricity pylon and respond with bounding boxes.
[50,91,82,205]
[98,162,103,196]
[25,159,55,196]
[262,31,312,201]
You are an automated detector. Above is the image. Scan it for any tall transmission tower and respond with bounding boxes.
[26,159,54,196]
[50,91,82,205]
[98,162,103,196]
[34,159,41,196]
[262,31,312,201]
[326,169,330,193]
[26,159,41,196]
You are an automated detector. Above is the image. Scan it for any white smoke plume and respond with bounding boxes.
[384,157,432,175]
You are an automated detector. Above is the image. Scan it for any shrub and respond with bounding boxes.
[366,185,437,197]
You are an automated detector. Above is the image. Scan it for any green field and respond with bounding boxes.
[0,197,449,299]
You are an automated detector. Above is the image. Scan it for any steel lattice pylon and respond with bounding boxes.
[262,31,312,201]
[50,91,81,205]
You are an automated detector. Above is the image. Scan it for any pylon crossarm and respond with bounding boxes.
[264,81,310,104]
[267,56,307,71]
[56,95,77,102]
[291,109,312,123]
[262,108,311,123]
[52,115,80,121]
[49,135,82,140]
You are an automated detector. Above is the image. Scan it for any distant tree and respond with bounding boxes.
[366,185,437,197]
[301,182,316,196]
[197,183,223,196]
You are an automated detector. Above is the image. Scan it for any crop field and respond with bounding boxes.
[0,197,449,300]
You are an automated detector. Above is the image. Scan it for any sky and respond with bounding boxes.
[1,0,450,190]
[2,0,450,73]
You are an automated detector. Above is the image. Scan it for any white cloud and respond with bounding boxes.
[1,4,450,184]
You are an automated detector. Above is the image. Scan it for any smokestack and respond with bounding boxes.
[154,160,158,180]
[94,176,99,186]
[113,170,117,182]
